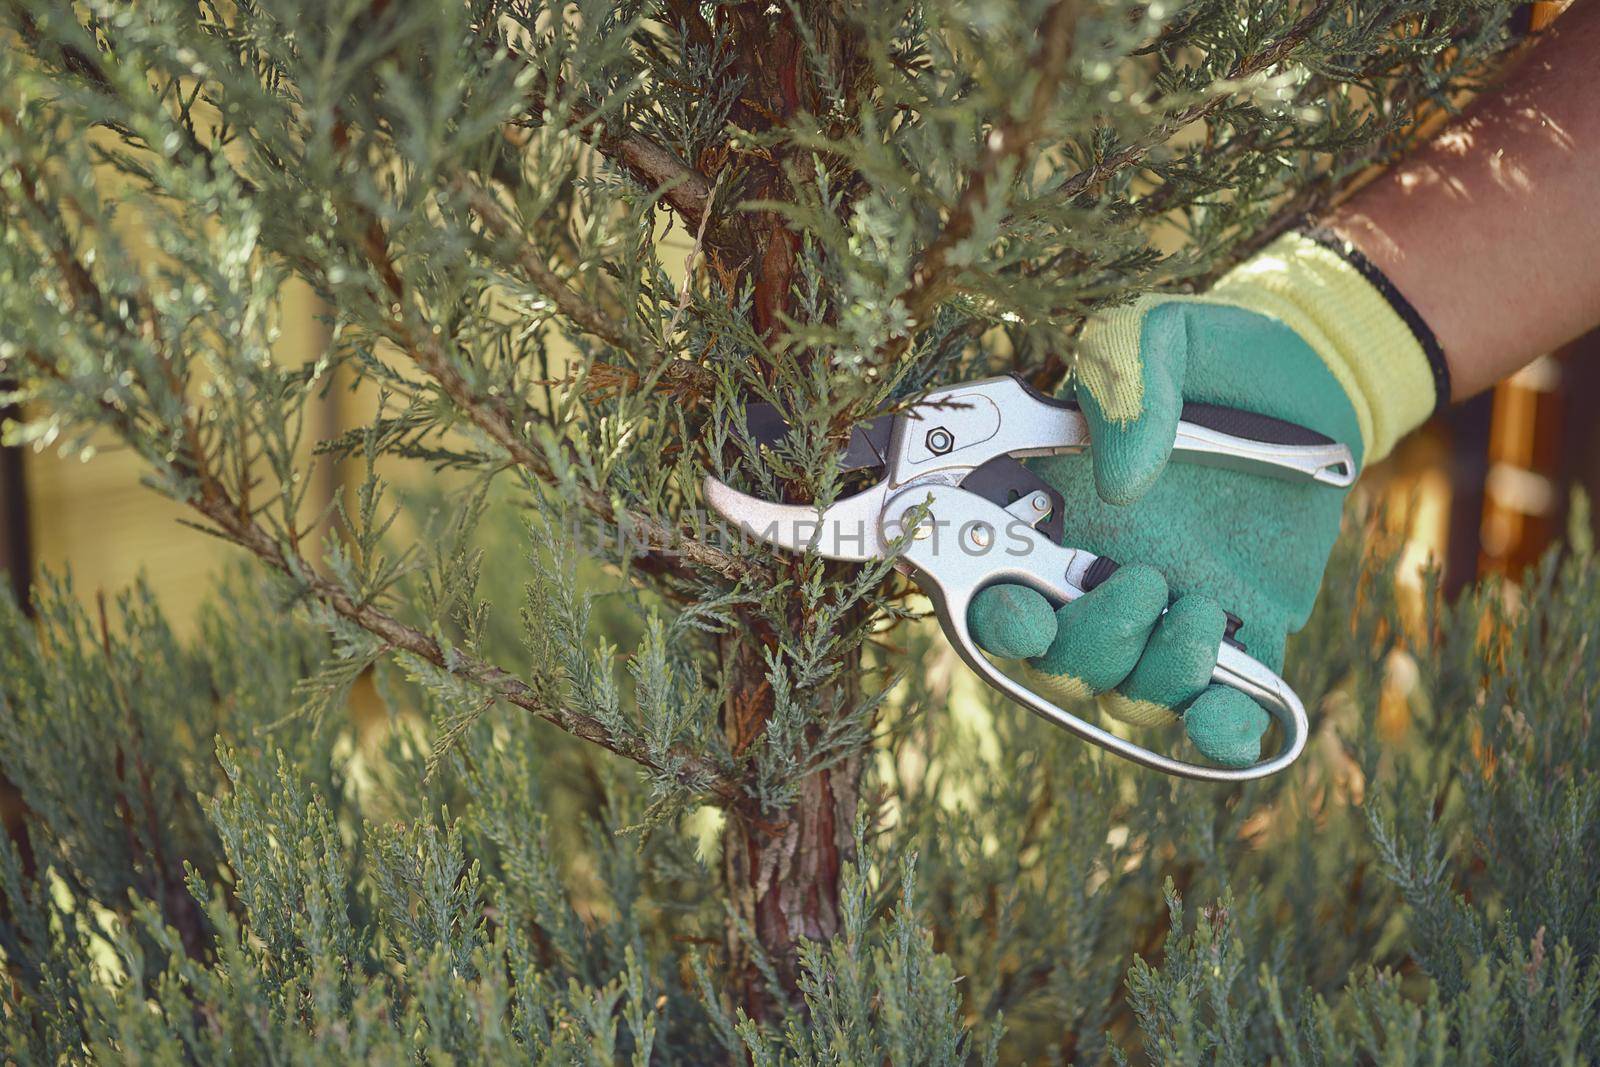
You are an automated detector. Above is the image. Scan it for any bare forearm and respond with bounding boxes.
[1329,6,1600,401]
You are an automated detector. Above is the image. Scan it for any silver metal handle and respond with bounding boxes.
[891,376,1355,491]
[887,484,1310,781]
[1173,421,1355,488]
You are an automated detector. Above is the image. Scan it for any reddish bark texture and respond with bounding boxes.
[719,630,862,1017]
[709,3,869,1020]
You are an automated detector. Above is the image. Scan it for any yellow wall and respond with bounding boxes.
[18,206,692,632]
[22,278,334,631]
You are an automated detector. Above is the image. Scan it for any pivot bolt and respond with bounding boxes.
[925,427,954,455]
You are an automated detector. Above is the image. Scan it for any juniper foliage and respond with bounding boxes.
[3,0,1586,1062]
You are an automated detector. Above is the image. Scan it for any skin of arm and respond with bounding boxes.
[1329,3,1600,401]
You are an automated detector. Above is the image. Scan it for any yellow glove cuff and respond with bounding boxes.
[1211,231,1438,464]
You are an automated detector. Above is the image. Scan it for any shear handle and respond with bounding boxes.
[888,483,1310,782]
[1001,376,1355,488]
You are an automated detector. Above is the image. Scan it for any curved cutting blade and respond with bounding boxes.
[702,476,889,562]
[742,403,894,473]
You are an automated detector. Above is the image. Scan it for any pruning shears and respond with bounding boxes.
[703,375,1355,781]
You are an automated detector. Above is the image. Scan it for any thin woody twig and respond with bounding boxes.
[454,176,641,355]
[599,124,719,225]
[896,0,1336,339]
[398,318,761,583]
[499,56,737,253]
[898,0,1080,331]
[344,172,756,583]
[189,488,747,807]
[456,175,719,400]
[14,11,747,581]
[667,167,727,343]
[2,173,754,807]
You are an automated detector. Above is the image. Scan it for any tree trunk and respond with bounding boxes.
[719,630,862,1020]
[709,3,871,1022]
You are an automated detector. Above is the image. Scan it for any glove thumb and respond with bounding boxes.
[1075,299,1188,506]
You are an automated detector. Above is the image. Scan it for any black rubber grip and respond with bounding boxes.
[1009,375,1334,449]
[959,456,1066,545]
[1221,610,1246,651]
[1080,555,1120,591]
[1176,401,1333,448]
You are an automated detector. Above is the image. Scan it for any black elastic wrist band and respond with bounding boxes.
[1298,225,1452,413]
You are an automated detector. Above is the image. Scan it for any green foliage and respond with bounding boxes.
[3,0,1581,1063]
[737,843,1003,1067]
[0,0,1516,818]
[5,507,1600,1062]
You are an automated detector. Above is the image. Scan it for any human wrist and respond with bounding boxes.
[1209,229,1447,465]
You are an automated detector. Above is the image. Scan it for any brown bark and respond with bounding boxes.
[712,3,870,1020]
[719,630,862,1017]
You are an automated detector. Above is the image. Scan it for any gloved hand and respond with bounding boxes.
[969,231,1447,767]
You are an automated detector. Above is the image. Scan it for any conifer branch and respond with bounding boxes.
[14,29,745,580]
[9,5,256,196]
[93,590,208,959]
[1048,0,1338,202]
[510,108,724,240]
[494,38,738,255]
[15,7,745,583]
[455,177,639,353]
[397,317,758,584]
[0,182,747,807]
[594,124,719,228]
[188,487,746,807]
[900,0,1080,329]
[316,115,756,583]
[899,0,1336,335]
[363,180,755,583]
[454,175,717,402]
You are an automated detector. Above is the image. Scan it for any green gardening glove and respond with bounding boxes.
[970,231,1447,767]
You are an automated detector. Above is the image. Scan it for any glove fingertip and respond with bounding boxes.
[1026,563,1167,693]
[1184,686,1270,768]
[1078,381,1178,507]
[1091,443,1170,507]
[1115,593,1226,716]
[969,584,1056,659]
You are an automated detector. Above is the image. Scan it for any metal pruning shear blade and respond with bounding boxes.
[704,375,1355,782]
